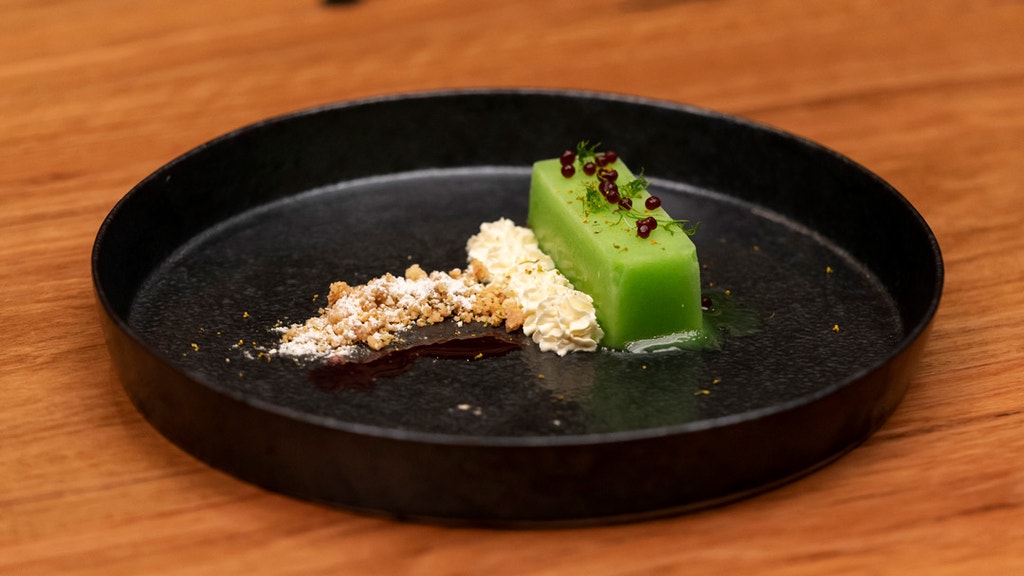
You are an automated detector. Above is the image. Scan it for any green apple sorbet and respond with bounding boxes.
[527,145,703,350]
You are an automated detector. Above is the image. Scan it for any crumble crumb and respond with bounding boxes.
[278,260,523,354]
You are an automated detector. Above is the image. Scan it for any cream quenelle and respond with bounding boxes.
[466,218,603,355]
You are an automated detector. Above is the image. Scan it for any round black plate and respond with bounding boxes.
[92,89,942,526]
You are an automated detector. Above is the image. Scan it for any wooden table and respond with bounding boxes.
[3,0,1022,573]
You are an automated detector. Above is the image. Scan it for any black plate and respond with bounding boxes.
[93,89,942,526]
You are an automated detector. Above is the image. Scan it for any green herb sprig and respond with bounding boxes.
[575,140,601,163]
[571,142,699,238]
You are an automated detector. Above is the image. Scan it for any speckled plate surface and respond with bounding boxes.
[92,89,942,526]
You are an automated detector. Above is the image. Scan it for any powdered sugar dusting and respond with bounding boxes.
[275,263,520,357]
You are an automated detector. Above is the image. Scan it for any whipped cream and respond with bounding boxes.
[467,218,603,355]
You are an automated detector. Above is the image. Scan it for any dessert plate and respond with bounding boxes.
[93,89,942,526]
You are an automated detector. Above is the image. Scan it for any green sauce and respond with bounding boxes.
[624,289,760,353]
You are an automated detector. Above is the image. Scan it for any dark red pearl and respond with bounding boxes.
[560,150,576,166]
[582,162,597,175]
[561,163,575,178]
[618,197,633,210]
[637,216,657,229]
[645,196,662,210]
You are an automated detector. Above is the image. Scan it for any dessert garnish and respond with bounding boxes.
[561,141,698,239]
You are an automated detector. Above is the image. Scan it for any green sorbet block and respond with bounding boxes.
[527,157,702,350]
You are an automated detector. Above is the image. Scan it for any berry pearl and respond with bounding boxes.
[599,180,618,196]
[645,196,662,210]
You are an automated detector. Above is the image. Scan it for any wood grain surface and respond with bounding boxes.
[2,0,1023,573]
